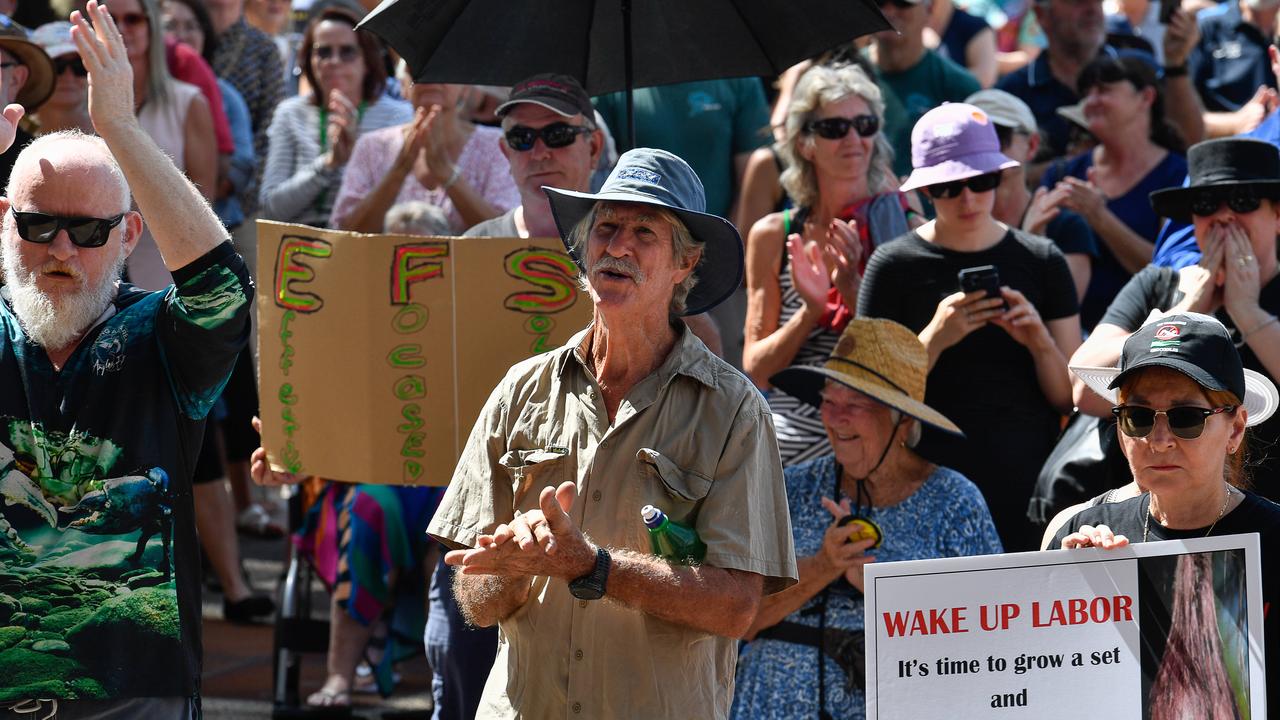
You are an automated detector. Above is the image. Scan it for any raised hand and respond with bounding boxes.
[70,1,136,137]
[394,105,432,175]
[787,232,832,316]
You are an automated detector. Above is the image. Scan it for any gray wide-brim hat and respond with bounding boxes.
[543,147,744,317]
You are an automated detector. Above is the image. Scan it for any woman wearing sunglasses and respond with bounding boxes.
[1053,313,1280,714]
[30,22,93,135]
[328,61,519,234]
[258,7,411,229]
[858,102,1082,551]
[1069,138,1280,502]
[1038,53,1188,331]
[743,63,916,467]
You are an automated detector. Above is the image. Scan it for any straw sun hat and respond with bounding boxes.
[770,318,964,437]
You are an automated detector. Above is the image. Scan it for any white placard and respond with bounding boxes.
[864,535,1265,719]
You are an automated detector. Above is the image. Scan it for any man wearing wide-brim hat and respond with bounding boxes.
[426,147,798,719]
[1069,137,1280,497]
[0,15,54,188]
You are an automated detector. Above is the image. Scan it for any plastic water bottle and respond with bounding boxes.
[642,504,706,565]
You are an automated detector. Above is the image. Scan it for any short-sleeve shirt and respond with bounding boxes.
[1098,266,1280,499]
[464,208,519,238]
[1190,3,1277,113]
[1040,150,1187,330]
[878,51,982,178]
[428,323,798,720]
[731,456,1002,719]
[329,124,519,233]
[0,242,252,702]
[593,79,770,218]
[1050,491,1280,713]
[936,8,991,72]
[857,228,1078,550]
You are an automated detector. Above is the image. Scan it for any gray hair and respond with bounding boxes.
[891,410,924,448]
[384,201,453,236]
[778,63,895,210]
[8,130,132,213]
[566,201,704,316]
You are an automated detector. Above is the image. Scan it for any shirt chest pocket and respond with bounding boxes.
[499,446,570,509]
[635,448,712,528]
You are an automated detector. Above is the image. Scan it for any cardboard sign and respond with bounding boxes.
[864,535,1265,719]
[255,220,591,486]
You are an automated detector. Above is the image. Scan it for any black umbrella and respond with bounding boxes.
[360,0,891,146]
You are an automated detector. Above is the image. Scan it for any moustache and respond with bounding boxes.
[40,261,83,281]
[590,256,645,284]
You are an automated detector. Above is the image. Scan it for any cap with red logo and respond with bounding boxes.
[496,73,593,120]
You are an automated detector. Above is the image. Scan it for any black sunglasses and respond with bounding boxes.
[1112,404,1236,440]
[53,57,87,77]
[1190,189,1264,217]
[504,123,592,152]
[11,210,125,248]
[926,171,1003,199]
[312,44,359,62]
[804,114,880,140]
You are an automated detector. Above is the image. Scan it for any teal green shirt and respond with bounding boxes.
[879,50,982,178]
[594,79,770,218]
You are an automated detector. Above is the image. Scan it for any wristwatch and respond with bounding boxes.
[568,547,611,600]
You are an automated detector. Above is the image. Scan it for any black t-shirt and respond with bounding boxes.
[1099,266,1280,500]
[1052,492,1280,717]
[858,228,1079,550]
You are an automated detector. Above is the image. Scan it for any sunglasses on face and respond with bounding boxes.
[53,56,87,77]
[1190,190,1264,217]
[311,44,359,62]
[116,12,149,28]
[1112,404,1236,440]
[11,210,126,248]
[504,123,592,151]
[804,114,880,140]
[926,171,1003,199]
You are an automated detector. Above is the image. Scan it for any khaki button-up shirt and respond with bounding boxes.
[429,324,798,720]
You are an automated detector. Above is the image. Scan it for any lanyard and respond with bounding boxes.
[317,100,367,153]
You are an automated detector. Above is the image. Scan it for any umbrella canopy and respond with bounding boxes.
[361,0,891,97]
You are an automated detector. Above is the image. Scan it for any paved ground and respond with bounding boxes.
[200,510,434,719]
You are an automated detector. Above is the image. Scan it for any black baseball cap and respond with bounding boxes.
[496,73,594,120]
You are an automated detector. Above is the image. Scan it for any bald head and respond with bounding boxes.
[6,131,131,216]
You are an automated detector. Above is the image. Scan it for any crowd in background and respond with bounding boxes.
[0,0,1277,714]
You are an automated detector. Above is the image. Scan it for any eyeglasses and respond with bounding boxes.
[804,114,880,140]
[11,210,126,248]
[116,12,149,28]
[1112,404,1237,440]
[504,123,592,151]
[311,44,360,63]
[1190,190,1264,217]
[53,57,87,77]
[926,171,1003,199]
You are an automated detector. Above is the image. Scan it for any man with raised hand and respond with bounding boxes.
[0,2,252,717]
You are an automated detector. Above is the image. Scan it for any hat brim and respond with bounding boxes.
[542,186,744,317]
[0,39,54,111]
[495,97,579,118]
[769,365,965,437]
[1150,181,1280,223]
[899,152,1020,193]
[1071,364,1278,427]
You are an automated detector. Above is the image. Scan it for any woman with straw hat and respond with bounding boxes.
[858,102,1082,551]
[1053,312,1280,714]
[732,318,1002,720]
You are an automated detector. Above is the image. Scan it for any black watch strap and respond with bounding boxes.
[569,547,611,600]
[1164,64,1189,77]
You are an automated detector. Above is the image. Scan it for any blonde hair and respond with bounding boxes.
[777,63,894,209]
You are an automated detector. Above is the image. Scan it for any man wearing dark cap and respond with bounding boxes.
[0,15,54,188]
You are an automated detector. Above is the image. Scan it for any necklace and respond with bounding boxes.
[1143,485,1236,542]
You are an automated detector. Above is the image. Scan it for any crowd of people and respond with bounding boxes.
[0,0,1277,716]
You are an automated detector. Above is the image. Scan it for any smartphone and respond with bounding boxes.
[957,265,1002,300]
[1159,0,1178,24]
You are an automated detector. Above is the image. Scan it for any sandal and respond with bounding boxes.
[305,686,351,708]
[236,503,285,539]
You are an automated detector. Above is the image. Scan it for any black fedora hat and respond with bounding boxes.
[1150,138,1280,223]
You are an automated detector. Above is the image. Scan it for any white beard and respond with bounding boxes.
[2,246,124,351]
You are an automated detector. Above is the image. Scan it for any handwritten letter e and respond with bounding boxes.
[274,235,333,312]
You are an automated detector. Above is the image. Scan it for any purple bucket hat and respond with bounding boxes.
[899,103,1019,193]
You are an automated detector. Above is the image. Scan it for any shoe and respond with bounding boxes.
[223,593,276,623]
[236,503,286,539]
